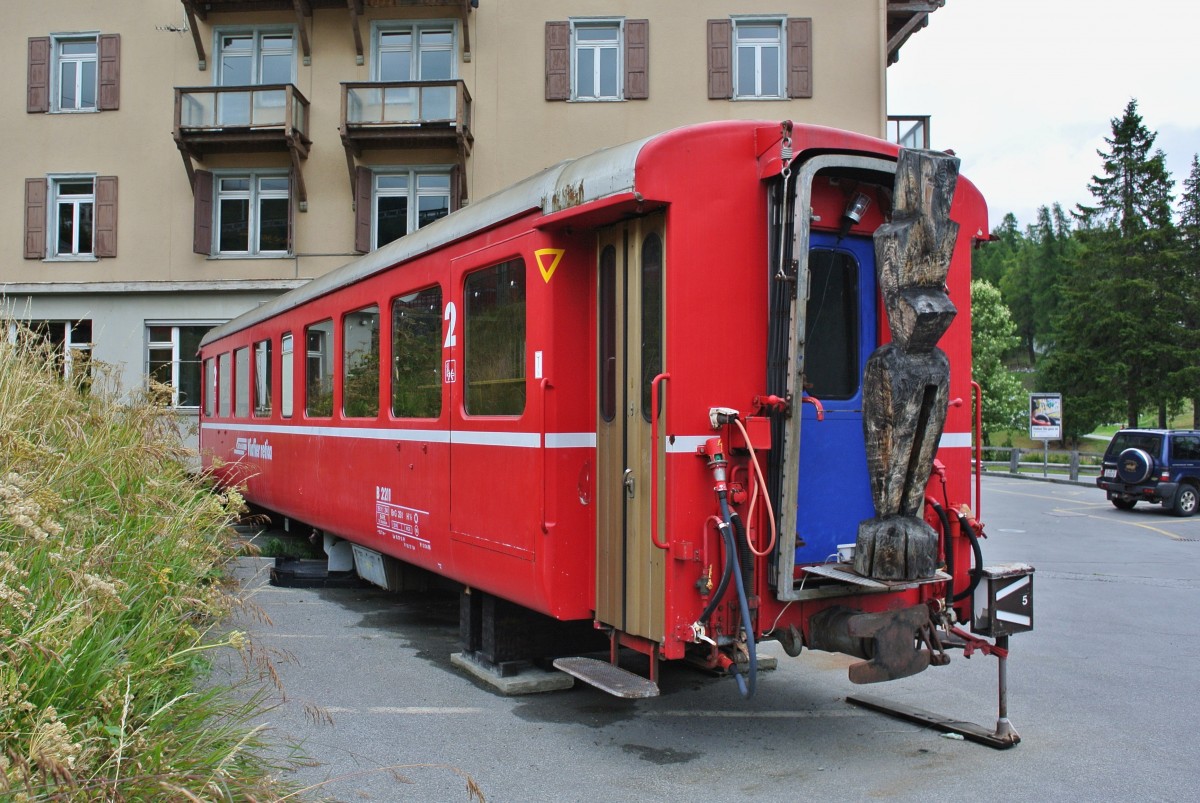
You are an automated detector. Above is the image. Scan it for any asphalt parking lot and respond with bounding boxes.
[225,475,1200,802]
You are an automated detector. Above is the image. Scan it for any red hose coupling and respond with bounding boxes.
[701,437,728,492]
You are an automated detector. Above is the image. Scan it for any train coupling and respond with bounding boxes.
[807,604,935,684]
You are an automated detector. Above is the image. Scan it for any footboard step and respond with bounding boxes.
[553,657,660,698]
[847,694,1020,749]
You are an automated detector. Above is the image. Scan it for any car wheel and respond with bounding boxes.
[1116,448,1154,484]
[1173,484,1199,518]
[1111,497,1137,511]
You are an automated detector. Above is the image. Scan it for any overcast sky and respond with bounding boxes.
[887,0,1199,230]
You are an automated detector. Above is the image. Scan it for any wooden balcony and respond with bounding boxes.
[340,79,473,199]
[340,79,472,154]
[179,1,477,67]
[174,84,312,203]
[886,1,945,64]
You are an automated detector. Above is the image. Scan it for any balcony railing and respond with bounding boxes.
[173,83,312,205]
[886,115,931,150]
[176,84,309,144]
[340,79,473,154]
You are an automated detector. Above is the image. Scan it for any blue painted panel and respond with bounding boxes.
[795,233,877,565]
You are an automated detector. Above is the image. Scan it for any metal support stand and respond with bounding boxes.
[846,631,1021,750]
[992,635,1020,744]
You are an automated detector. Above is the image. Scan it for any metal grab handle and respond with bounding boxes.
[541,377,554,534]
[650,372,671,550]
[972,380,982,519]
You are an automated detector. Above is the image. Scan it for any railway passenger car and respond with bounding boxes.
[200,120,1025,709]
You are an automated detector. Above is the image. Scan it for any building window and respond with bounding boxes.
[25,176,117,260]
[56,37,97,110]
[212,173,290,256]
[733,19,784,99]
[707,17,811,100]
[355,167,457,252]
[214,29,294,126]
[379,171,450,248]
[27,34,120,114]
[374,22,455,82]
[52,178,94,257]
[572,21,621,100]
[217,29,294,86]
[545,19,648,102]
[7,319,92,382]
[465,259,526,416]
[147,324,212,408]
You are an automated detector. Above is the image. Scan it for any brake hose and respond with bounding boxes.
[926,497,955,611]
[952,511,984,603]
[719,494,757,699]
[696,517,735,624]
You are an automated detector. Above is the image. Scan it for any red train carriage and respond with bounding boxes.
[200,120,1031,741]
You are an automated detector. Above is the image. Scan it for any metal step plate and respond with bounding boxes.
[552,657,660,699]
[802,563,951,590]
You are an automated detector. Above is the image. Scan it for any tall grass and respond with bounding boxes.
[0,329,291,800]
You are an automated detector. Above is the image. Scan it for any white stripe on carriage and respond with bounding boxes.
[201,422,592,449]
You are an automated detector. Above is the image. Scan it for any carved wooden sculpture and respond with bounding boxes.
[854,150,960,581]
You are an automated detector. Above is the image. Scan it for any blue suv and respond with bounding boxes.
[1097,429,1200,517]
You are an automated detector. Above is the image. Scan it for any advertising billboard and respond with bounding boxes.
[1030,393,1063,441]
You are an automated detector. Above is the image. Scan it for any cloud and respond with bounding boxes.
[888,0,1200,227]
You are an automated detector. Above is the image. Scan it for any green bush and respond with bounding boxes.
[0,330,291,800]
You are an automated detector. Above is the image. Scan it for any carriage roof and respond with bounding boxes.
[199,131,654,347]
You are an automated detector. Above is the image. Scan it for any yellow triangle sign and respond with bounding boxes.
[535,248,565,283]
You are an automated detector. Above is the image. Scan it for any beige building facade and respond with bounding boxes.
[2,0,940,441]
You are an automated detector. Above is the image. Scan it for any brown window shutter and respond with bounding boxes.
[193,171,213,255]
[624,20,649,100]
[786,18,813,99]
[545,21,570,101]
[354,166,372,253]
[28,37,50,113]
[98,34,121,111]
[707,20,732,100]
[287,167,295,255]
[24,178,47,259]
[94,176,118,257]
[450,164,463,211]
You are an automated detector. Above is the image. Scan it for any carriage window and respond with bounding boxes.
[465,259,526,416]
[599,244,616,423]
[254,339,272,417]
[640,232,663,422]
[392,286,442,418]
[305,320,334,417]
[234,347,250,417]
[281,333,294,418]
[204,357,216,417]
[218,352,232,418]
[805,248,859,399]
[343,306,380,418]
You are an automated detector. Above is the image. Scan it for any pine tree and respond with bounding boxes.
[1179,155,1200,427]
[1057,99,1178,428]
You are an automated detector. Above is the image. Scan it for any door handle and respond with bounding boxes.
[623,468,635,499]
